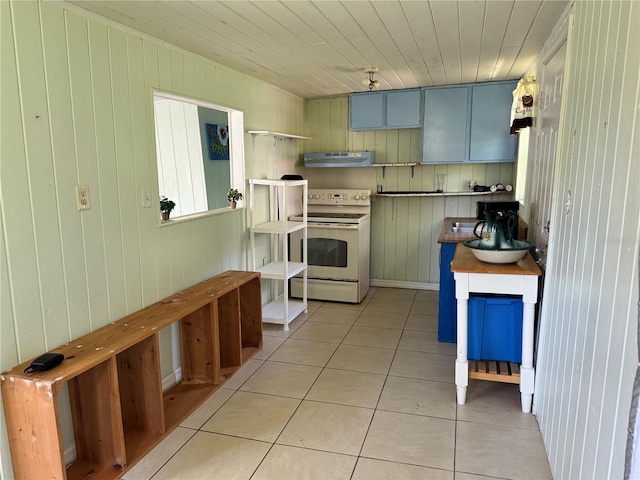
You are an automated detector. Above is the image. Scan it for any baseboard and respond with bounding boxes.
[370,279,439,291]
[64,367,183,467]
[162,367,183,392]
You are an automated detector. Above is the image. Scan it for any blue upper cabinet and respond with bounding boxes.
[470,83,517,162]
[350,92,384,130]
[350,89,421,131]
[386,90,421,128]
[422,87,470,163]
[421,81,516,164]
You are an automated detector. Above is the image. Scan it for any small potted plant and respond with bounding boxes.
[160,196,176,221]
[227,188,243,209]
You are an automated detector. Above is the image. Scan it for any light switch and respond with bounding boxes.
[142,188,151,208]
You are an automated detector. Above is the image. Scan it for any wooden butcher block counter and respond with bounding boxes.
[450,242,541,275]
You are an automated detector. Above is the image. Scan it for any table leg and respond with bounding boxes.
[520,299,536,413]
[455,296,469,405]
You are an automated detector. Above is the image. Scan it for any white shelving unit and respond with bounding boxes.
[249,179,308,330]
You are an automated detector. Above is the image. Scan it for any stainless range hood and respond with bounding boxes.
[303,151,375,168]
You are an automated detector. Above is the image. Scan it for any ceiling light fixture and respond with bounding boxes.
[362,67,380,91]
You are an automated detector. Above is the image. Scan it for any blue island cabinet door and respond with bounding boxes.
[437,243,458,343]
[422,87,469,163]
[350,92,384,130]
[469,82,517,162]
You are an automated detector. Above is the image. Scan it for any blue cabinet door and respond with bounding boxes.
[437,243,457,343]
[350,92,384,130]
[422,87,469,163]
[386,90,421,128]
[470,83,517,162]
[350,90,420,130]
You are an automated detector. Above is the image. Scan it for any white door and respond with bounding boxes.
[530,40,567,268]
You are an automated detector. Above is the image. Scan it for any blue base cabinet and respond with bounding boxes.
[468,295,523,363]
[438,243,457,343]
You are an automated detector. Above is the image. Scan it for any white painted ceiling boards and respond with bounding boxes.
[66,0,569,99]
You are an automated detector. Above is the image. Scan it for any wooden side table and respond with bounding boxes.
[451,244,541,413]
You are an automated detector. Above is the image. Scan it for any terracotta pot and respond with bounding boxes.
[230,201,237,209]
[161,212,170,221]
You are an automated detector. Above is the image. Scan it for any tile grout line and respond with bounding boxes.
[153,290,445,479]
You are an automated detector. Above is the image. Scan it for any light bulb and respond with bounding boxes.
[362,79,369,87]
[373,80,380,88]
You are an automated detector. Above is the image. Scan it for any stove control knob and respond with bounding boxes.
[308,194,314,199]
[314,194,321,199]
[354,194,361,200]
[360,193,368,201]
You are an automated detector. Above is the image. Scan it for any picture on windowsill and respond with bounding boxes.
[206,123,229,160]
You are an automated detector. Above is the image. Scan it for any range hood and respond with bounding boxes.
[303,151,375,168]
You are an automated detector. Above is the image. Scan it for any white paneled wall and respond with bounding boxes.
[0,2,305,477]
[534,2,640,479]
[306,97,516,284]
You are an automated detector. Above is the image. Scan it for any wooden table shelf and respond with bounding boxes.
[469,360,521,384]
[1,270,262,480]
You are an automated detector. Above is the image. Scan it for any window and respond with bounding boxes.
[153,92,245,219]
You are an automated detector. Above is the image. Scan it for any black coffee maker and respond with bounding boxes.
[476,201,520,241]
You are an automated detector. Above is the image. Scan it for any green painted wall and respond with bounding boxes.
[0,1,306,477]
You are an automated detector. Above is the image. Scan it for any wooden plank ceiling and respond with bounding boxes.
[65,0,568,99]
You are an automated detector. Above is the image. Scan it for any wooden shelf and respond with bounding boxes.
[1,270,262,480]
[469,360,520,384]
[66,460,122,480]
[163,382,218,429]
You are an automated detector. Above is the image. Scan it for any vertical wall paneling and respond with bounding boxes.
[127,34,158,308]
[67,11,111,332]
[534,2,640,480]
[42,3,87,344]
[0,213,17,370]
[109,28,144,314]
[1,2,306,476]
[90,20,128,322]
[12,2,68,350]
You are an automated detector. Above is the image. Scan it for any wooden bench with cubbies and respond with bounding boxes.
[1,270,262,480]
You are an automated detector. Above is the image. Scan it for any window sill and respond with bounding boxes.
[158,206,244,227]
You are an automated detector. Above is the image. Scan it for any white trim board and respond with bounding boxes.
[370,279,439,291]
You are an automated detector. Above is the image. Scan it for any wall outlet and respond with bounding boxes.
[142,187,151,208]
[76,185,91,211]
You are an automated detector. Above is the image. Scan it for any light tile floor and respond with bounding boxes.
[123,287,552,480]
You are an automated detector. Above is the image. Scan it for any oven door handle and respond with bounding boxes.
[307,223,359,230]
